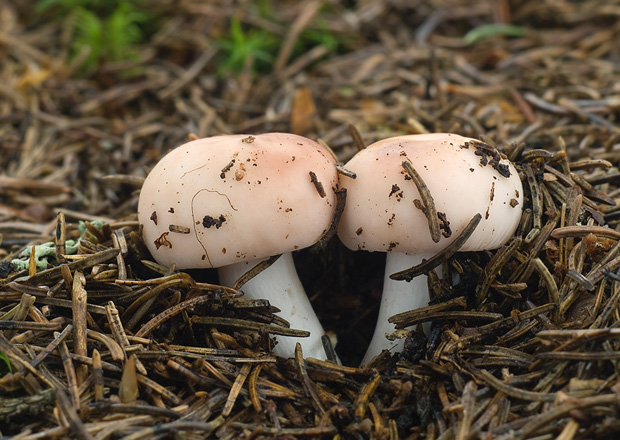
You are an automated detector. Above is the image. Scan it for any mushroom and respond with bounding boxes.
[138,133,339,360]
[337,133,523,364]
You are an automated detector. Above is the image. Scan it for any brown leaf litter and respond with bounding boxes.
[2,0,620,438]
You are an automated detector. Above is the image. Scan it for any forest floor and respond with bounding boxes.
[2,0,620,438]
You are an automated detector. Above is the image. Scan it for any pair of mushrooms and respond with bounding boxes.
[138,132,523,364]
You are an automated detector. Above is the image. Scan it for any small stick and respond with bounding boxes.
[232,255,281,290]
[402,160,441,243]
[445,304,557,352]
[348,124,366,151]
[4,293,35,338]
[368,402,384,435]
[590,273,620,329]
[389,296,467,326]
[58,337,80,409]
[317,139,338,162]
[55,212,67,265]
[24,248,120,285]
[112,229,128,280]
[86,329,124,361]
[222,363,251,417]
[6,282,49,296]
[166,359,217,388]
[70,353,120,373]
[309,171,326,198]
[477,237,522,303]
[55,389,94,440]
[524,164,543,230]
[123,278,188,331]
[353,374,381,420]
[92,349,104,401]
[86,400,182,420]
[522,149,554,162]
[312,187,347,250]
[137,374,182,406]
[135,295,214,338]
[28,245,37,277]
[510,88,537,124]
[229,424,336,437]
[306,357,366,375]
[72,271,88,385]
[518,394,620,439]
[390,310,503,329]
[0,389,56,425]
[191,316,311,337]
[551,225,620,240]
[83,221,106,243]
[106,301,146,375]
[105,301,130,347]
[476,369,555,402]
[536,351,620,360]
[0,320,64,331]
[336,164,356,179]
[295,343,325,415]
[455,381,477,440]
[248,364,263,412]
[391,213,482,281]
[167,224,191,234]
[321,334,339,364]
[537,328,620,341]
[30,324,73,368]
[116,274,242,297]
[60,264,73,294]
[531,258,560,322]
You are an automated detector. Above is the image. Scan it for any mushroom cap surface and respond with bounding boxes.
[139,133,338,269]
[338,133,523,254]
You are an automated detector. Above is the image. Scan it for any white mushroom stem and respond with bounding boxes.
[218,252,330,360]
[362,252,435,365]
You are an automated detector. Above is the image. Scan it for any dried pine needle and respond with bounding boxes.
[402,159,442,243]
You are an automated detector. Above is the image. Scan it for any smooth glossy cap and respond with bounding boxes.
[139,133,338,268]
[337,133,523,254]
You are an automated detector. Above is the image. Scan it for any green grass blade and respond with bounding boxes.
[464,24,528,45]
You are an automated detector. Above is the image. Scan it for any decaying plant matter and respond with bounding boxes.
[2,0,620,438]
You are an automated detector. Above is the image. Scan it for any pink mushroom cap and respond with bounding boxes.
[139,133,339,269]
[338,133,523,255]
